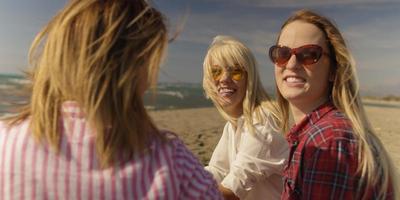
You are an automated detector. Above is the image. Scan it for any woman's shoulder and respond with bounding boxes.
[130,130,221,199]
[303,110,356,149]
[0,118,30,134]
[159,129,179,140]
[155,130,212,173]
[0,120,5,136]
[314,108,353,133]
[155,130,193,156]
[250,106,281,133]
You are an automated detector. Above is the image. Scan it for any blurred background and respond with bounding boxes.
[1,0,400,114]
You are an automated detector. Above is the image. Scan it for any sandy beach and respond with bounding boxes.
[150,99,400,181]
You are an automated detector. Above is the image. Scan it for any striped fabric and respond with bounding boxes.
[0,101,222,200]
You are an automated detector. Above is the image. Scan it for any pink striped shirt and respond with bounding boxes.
[0,101,222,200]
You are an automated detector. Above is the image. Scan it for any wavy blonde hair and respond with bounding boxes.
[7,0,168,167]
[203,35,280,133]
[275,9,398,199]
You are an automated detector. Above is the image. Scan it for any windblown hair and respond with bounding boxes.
[7,0,168,167]
[203,35,280,133]
[275,9,398,199]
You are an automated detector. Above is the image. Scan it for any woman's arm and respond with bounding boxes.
[171,136,223,199]
[205,123,231,183]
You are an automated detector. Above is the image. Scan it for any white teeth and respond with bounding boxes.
[219,88,236,97]
[220,88,235,93]
[286,77,304,83]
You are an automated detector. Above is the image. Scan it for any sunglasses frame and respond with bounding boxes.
[268,44,329,67]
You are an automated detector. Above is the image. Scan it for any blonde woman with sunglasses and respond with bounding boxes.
[269,10,398,199]
[203,35,289,200]
[0,0,223,199]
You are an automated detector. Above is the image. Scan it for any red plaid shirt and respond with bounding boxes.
[281,101,394,200]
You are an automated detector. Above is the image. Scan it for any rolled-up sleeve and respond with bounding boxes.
[221,121,289,199]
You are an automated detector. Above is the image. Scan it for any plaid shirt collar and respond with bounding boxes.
[286,101,335,143]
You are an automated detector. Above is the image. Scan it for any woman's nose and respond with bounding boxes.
[284,54,300,70]
[219,70,232,83]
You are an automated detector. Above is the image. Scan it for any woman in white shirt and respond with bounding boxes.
[203,35,289,200]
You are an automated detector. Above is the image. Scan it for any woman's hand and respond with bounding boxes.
[218,184,240,200]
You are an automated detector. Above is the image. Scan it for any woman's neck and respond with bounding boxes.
[226,109,243,118]
[289,96,329,124]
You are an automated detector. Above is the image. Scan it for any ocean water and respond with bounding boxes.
[0,74,30,115]
[143,83,213,110]
[1,74,399,116]
[0,74,213,116]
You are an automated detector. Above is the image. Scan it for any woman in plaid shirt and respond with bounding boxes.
[268,10,398,199]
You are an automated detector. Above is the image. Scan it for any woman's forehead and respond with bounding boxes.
[211,57,239,67]
[279,21,326,48]
[211,61,243,69]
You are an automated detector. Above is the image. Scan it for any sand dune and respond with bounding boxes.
[150,100,400,181]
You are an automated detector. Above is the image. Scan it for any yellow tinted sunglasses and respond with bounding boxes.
[211,66,246,81]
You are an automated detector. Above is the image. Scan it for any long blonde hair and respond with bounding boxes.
[275,10,398,199]
[203,35,280,133]
[7,0,168,167]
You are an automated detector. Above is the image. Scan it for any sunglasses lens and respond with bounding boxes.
[211,67,244,81]
[231,68,244,81]
[297,46,322,65]
[270,46,291,66]
[211,68,222,80]
[269,45,324,66]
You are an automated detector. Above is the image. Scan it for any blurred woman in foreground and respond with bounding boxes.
[0,0,222,199]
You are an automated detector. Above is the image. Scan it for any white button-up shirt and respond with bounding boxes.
[205,112,289,200]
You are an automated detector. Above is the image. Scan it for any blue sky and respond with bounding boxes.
[1,0,400,96]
